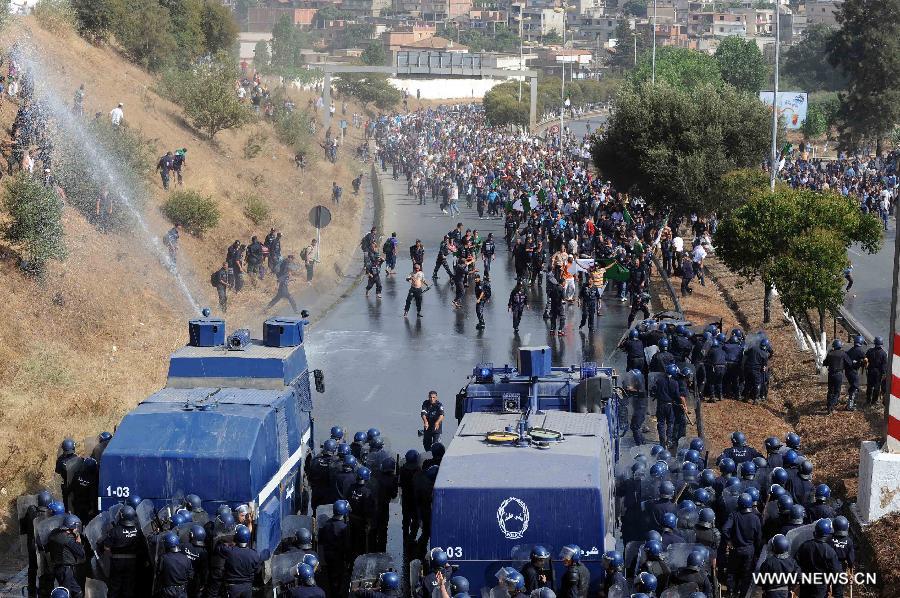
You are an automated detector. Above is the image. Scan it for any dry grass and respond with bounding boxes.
[0,18,371,546]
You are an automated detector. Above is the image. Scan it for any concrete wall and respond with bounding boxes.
[387,77,505,99]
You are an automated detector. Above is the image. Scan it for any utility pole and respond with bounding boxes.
[769,5,781,192]
[651,0,657,84]
[560,9,566,148]
[518,4,524,102]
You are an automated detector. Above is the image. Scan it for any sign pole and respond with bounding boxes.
[886,215,900,452]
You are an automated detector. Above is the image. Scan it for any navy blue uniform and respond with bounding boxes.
[291,586,327,598]
[98,523,144,598]
[630,390,648,446]
[219,545,263,598]
[649,350,675,373]
[332,468,356,501]
[183,544,208,598]
[720,445,762,466]
[157,551,194,598]
[660,529,684,549]
[319,517,351,598]
[619,338,646,373]
[723,341,744,397]
[647,499,677,531]
[654,376,680,446]
[757,553,800,598]
[48,528,85,598]
[743,344,769,402]
[806,503,835,522]
[722,511,762,598]
[824,349,853,411]
[421,399,444,451]
[705,345,727,400]
[865,346,888,404]
[795,538,841,598]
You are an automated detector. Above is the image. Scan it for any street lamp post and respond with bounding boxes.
[769,4,781,192]
[518,5,524,102]
[560,9,566,147]
[651,0,657,84]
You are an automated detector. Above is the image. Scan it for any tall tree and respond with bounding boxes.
[2,174,67,277]
[827,0,900,154]
[115,0,177,70]
[628,46,723,89]
[361,40,386,66]
[782,24,846,92]
[172,56,252,139]
[201,0,239,56]
[607,21,650,71]
[253,39,270,70]
[591,81,769,215]
[714,36,768,94]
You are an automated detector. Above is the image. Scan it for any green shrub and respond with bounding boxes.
[166,57,252,139]
[243,130,268,159]
[33,0,76,33]
[243,195,270,224]
[162,190,220,235]
[274,108,314,155]
[1,174,67,277]
[71,0,116,42]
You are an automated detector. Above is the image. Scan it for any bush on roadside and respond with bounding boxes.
[243,194,270,225]
[273,108,314,157]
[162,190,220,235]
[1,174,67,277]
[243,130,268,159]
[33,0,76,33]
[165,57,252,139]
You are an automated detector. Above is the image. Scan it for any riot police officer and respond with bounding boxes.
[796,519,842,598]
[354,571,402,598]
[92,431,113,461]
[845,336,866,411]
[619,329,647,373]
[351,432,370,464]
[792,460,815,507]
[756,535,800,598]
[422,443,445,471]
[71,458,98,524]
[648,481,678,531]
[619,463,646,545]
[670,551,713,596]
[157,532,193,597]
[319,501,351,598]
[372,458,398,552]
[743,339,770,404]
[807,484,835,521]
[220,526,265,598]
[655,364,681,447]
[722,332,744,397]
[205,511,235,598]
[508,283,528,333]
[719,431,762,465]
[781,505,806,536]
[649,338,675,373]
[520,546,553,592]
[722,493,762,598]
[291,563,326,598]
[333,454,358,501]
[623,369,647,446]
[598,551,626,598]
[764,437,784,469]
[865,336,888,405]
[399,450,421,541]
[421,391,445,452]
[55,439,80,510]
[183,525,208,598]
[98,505,144,598]
[348,466,376,556]
[308,440,338,511]
[830,516,855,598]
[20,489,52,597]
[704,340,726,402]
[693,508,721,573]
[558,545,589,598]
[367,435,389,473]
[414,466,439,548]
[824,340,853,414]
[659,512,684,548]
[48,515,85,598]
[638,542,670,590]
[416,549,452,598]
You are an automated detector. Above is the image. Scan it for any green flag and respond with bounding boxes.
[623,207,633,224]
[603,262,632,283]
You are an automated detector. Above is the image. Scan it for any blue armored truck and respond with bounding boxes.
[97,316,317,556]
[428,347,624,594]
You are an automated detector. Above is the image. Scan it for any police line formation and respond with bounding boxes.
[15,105,886,598]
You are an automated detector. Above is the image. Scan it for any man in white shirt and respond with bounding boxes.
[691,240,707,287]
[672,235,684,274]
[110,103,124,127]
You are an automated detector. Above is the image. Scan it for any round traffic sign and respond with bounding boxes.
[309,205,332,229]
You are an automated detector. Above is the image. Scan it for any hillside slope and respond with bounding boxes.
[0,18,371,540]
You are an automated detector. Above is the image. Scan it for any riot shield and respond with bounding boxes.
[16,494,38,557]
[272,549,306,587]
[785,524,815,555]
[35,514,66,580]
[409,558,423,597]
[663,544,709,575]
[676,506,699,530]
[315,504,333,536]
[84,512,112,578]
[81,436,100,462]
[136,499,157,540]
[623,541,643,576]
[607,584,630,598]
[721,485,742,515]
[644,346,659,365]
[108,503,123,525]
[55,455,84,510]
[351,552,395,591]
[176,522,197,547]
[678,529,697,544]
[621,370,646,395]
[659,582,699,598]
[85,577,109,598]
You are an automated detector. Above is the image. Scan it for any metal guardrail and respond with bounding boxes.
[650,254,684,317]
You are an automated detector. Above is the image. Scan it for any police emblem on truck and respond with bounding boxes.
[497,496,529,539]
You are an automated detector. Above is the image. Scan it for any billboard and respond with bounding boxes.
[759,91,809,130]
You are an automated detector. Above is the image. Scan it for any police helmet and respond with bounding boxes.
[297,528,313,550]
[659,481,676,500]
[651,444,664,457]
[700,469,716,487]
[635,454,649,466]
[357,466,371,481]
[234,525,252,546]
[681,365,695,379]
[740,461,757,478]
[658,449,672,463]
[371,436,385,449]
[381,458,396,474]
[36,490,53,508]
[119,505,138,527]
[323,439,338,454]
[777,495,794,512]
[60,438,76,455]
[425,465,439,481]
[450,576,470,595]
[63,514,81,530]
[124,495,142,510]
[854,335,865,346]
[405,449,420,465]
[719,457,736,475]
[354,431,367,443]
[559,544,582,563]
[832,339,843,350]
[764,436,782,452]
[833,516,850,537]
[682,462,699,481]
[785,432,801,449]
[431,548,449,568]
[217,513,235,527]
[725,476,742,489]
[48,501,65,516]
[799,460,814,479]
[737,493,753,511]
[783,450,799,467]
[184,494,203,511]
[661,512,677,530]
[679,499,697,513]
[646,530,662,543]
[875,336,884,346]
[431,443,446,458]
[649,463,667,479]
[815,484,831,501]
[189,524,206,546]
[506,571,525,591]
[367,428,381,441]
[731,327,743,338]
[602,550,624,571]
[665,363,679,377]
[689,438,705,453]
[50,589,70,598]
[171,512,190,527]
[296,563,315,584]
[731,431,747,447]
[629,328,639,339]
[303,553,320,571]
[814,518,834,538]
[710,340,720,348]
[769,484,786,499]
[162,531,180,550]
[698,508,715,529]
[761,339,771,351]
[676,324,688,336]
[716,332,727,344]
[636,572,658,593]
[643,540,662,558]
[686,551,704,571]
[693,488,711,506]
[658,338,669,350]
[531,545,550,561]
[330,426,344,440]
[685,449,702,465]
[337,444,351,457]
[333,500,351,518]
[495,566,516,582]
[753,456,768,470]
[747,487,760,503]
[772,467,789,486]
[342,454,357,469]
[788,505,805,525]
[631,462,646,476]
[770,534,791,556]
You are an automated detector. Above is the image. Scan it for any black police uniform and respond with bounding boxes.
[433,241,453,279]
[720,445,762,466]
[795,537,842,598]
[865,345,888,404]
[806,502,835,522]
[71,468,98,525]
[99,523,144,598]
[578,284,599,332]
[722,340,744,397]
[348,480,376,556]
[629,387,648,446]
[415,565,451,598]
[829,534,856,598]
[721,509,762,597]
[647,498,677,531]
[660,529,685,549]
[372,468,398,552]
[521,561,554,592]
[157,549,194,598]
[399,463,421,540]
[671,566,713,596]
[559,562,590,598]
[350,440,369,464]
[421,400,444,452]
[332,466,357,502]
[845,344,865,408]
[54,453,79,510]
[308,452,336,511]
[654,375,679,447]
[508,288,528,332]
[705,344,727,401]
[413,469,436,546]
[627,292,651,327]
[639,557,671,591]
[649,349,675,374]
[824,348,853,413]
[290,585,326,598]
[318,516,351,598]
[743,344,769,402]
[548,283,566,333]
[619,337,647,373]
[48,528,85,598]
[757,552,800,598]
[183,543,208,598]
[220,544,263,598]
[20,504,47,596]
[673,335,693,361]
[365,254,383,295]
[475,279,491,328]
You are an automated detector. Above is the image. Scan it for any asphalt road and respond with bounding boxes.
[844,217,896,339]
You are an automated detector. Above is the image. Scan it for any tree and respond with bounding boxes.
[201,0,239,56]
[253,39,270,70]
[71,0,116,42]
[335,74,402,110]
[628,46,723,89]
[114,0,177,70]
[361,40,386,66]
[173,57,252,139]
[827,0,900,153]
[607,21,650,71]
[542,29,562,44]
[591,82,770,215]
[715,36,768,94]
[801,103,828,138]
[483,83,530,127]
[782,24,846,92]
[715,186,881,323]
[161,0,206,64]
[2,174,66,277]
[338,23,375,49]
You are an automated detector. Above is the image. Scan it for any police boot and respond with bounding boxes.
[847,390,857,411]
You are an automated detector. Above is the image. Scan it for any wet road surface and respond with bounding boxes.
[844,218,895,339]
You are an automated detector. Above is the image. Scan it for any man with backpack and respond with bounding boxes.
[211,262,229,312]
[301,239,317,285]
